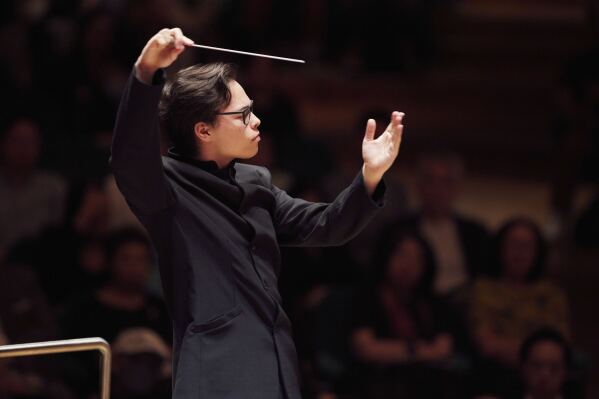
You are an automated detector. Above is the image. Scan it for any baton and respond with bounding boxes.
[189,43,305,64]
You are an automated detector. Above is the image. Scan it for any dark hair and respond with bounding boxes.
[104,227,151,265]
[520,327,571,367]
[488,217,547,282]
[373,227,437,296]
[159,63,237,158]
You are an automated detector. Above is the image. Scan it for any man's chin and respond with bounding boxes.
[239,147,259,160]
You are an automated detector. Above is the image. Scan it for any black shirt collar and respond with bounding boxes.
[166,148,237,183]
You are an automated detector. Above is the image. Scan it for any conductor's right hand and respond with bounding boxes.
[135,28,194,84]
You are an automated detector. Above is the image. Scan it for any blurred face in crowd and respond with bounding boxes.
[111,242,151,291]
[17,0,49,22]
[79,239,106,275]
[522,340,567,399]
[417,158,462,218]
[501,224,537,283]
[0,119,41,176]
[386,238,424,291]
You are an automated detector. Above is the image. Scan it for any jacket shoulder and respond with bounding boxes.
[235,163,272,186]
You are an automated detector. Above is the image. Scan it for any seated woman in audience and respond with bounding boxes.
[351,229,465,398]
[469,217,570,396]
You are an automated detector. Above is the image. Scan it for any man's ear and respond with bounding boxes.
[194,121,212,143]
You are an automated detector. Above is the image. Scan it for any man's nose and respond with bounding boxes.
[250,113,261,129]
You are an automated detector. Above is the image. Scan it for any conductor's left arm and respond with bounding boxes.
[271,111,405,247]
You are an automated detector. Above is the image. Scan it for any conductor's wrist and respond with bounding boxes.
[362,164,384,196]
[134,60,158,85]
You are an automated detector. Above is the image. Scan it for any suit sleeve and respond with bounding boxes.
[268,168,386,247]
[110,69,175,214]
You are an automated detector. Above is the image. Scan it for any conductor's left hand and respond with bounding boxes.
[361,111,405,195]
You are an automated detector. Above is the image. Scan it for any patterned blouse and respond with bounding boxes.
[469,277,570,341]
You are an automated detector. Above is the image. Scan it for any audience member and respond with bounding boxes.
[469,218,570,397]
[63,228,171,344]
[0,117,67,258]
[389,150,489,299]
[111,328,171,399]
[517,328,574,399]
[350,229,465,398]
[0,291,75,399]
[5,180,111,306]
[0,261,59,344]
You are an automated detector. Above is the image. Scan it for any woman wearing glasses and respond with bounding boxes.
[110,28,405,399]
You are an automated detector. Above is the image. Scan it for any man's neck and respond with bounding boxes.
[197,151,233,170]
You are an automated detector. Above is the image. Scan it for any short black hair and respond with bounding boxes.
[520,327,571,367]
[489,217,547,282]
[159,63,237,158]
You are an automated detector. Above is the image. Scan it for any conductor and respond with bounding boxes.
[110,27,405,399]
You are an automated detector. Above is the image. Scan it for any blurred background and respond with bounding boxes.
[1,0,598,398]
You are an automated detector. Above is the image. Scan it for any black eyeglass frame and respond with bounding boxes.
[215,100,254,125]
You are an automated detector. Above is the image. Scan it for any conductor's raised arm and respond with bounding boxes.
[273,112,405,247]
[110,28,194,214]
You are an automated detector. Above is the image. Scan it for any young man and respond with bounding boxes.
[111,27,404,399]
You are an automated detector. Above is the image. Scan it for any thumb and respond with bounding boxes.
[364,119,376,141]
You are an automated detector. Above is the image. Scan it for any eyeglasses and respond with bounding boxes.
[216,100,254,125]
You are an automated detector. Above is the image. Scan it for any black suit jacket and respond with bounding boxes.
[110,70,386,399]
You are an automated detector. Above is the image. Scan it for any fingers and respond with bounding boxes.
[364,119,376,141]
[388,111,404,131]
[171,27,194,50]
[385,111,404,136]
[391,112,405,146]
[152,28,194,50]
[137,27,193,80]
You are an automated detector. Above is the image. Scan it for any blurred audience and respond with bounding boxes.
[573,193,599,249]
[516,328,576,399]
[469,218,570,397]
[551,2,599,226]
[111,328,171,399]
[0,261,59,344]
[63,228,170,344]
[0,292,75,399]
[0,117,67,260]
[0,0,595,397]
[472,329,575,399]
[5,181,111,306]
[350,229,466,398]
[389,150,489,300]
